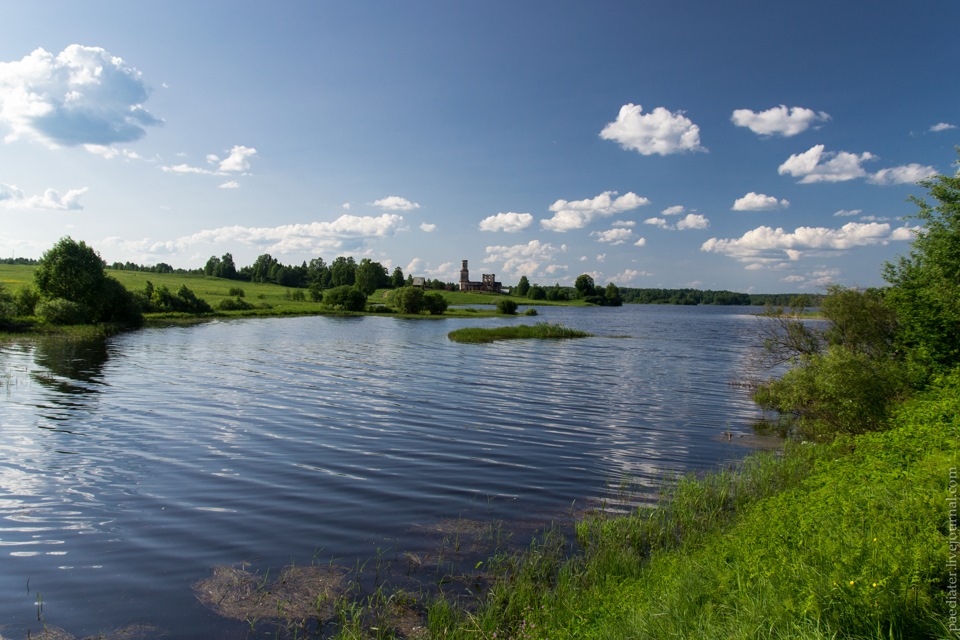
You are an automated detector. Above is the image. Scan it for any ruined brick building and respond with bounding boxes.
[459,259,502,293]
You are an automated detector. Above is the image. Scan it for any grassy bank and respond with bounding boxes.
[411,371,958,639]
[447,323,593,344]
[1,264,578,330]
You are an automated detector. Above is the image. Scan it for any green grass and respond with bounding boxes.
[2,265,583,327]
[447,322,593,344]
[419,370,959,639]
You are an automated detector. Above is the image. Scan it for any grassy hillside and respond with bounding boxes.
[2,264,562,321]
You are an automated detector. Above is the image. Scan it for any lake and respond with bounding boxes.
[0,304,776,638]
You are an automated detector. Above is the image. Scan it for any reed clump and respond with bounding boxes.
[447,322,592,344]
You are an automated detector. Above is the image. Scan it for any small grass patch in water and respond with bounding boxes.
[447,322,592,344]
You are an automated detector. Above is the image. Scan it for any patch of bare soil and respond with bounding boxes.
[14,625,157,640]
[194,564,347,622]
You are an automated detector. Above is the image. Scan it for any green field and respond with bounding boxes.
[1,264,569,323]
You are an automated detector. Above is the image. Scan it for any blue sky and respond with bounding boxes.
[1,1,957,292]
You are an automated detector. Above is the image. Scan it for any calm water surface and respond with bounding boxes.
[0,305,773,637]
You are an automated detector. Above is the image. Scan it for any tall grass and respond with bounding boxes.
[447,323,593,344]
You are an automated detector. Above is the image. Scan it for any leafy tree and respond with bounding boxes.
[34,237,108,312]
[322,285,366,311]
[355,258,388,295]
[753,287,907,437]
[391,266,405,289]
[308,281,324,303]
[516,275,530,297]
[883,152,960,372]
[330,256,357,287]
[219,253,238,280]
[423,292,448,315]
[574,274,596,298]
[308,257,329,286]
[203,255,221,276]
[527,285,546,300]
[34,237,141,325]
[393,286,425,314]
[604,282,623,306]
[247,253,279,283]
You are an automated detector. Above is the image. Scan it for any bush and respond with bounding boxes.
[99,276,144,325]
[393,286,425,314]
[0,283,14,320]
[754,345,911,438]
[423,292,448,315]
[227,287,245,298]
[14,286,40,316]
[322,285,367,312]
[217,297,254,311]
[496,298,518,315]
[36,298,93,325]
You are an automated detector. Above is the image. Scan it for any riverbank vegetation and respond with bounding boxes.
[447,323,592,344]
[3,157,958,638]
[324,154,959,637]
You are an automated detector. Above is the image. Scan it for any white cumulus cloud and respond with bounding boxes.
[701,221,914,263]
[634,237,647,247]
[0,44,160,148]
[930,122,956,132]
[779,145,937,185]
[0,183,88,210]
[541,191,649,232]
[599,103,706,156]
[479,212,533,232]
[732,192,790,211]
[484,240,567,278]
[215,145,257,173]
[162,144,257,177]
[731,105,829,137]
[868,163,938,185]
[676,213,709,230]
[590,228,635,245]
[778,145,875,183]
[372,196,420,211]
[661,205,687,216]
[142,213,408,258]
[644,213,708,230]
[611,268,654,284]
[419,222,437,232]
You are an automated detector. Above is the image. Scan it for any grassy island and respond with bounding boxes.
[447,322,593,344]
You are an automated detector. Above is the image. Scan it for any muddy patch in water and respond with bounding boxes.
[194,564,347,622]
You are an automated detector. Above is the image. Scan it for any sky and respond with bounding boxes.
[0,1,957,293]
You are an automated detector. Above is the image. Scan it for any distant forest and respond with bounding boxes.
[2,253,819,306]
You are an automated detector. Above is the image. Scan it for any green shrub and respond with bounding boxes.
[14,285,40,316]
[36,298,93,325]
[393,286,425,314]
[322,285,367,312]
[496,298,518,315]
[423,292,448,315]
[0,283,14,320]
[754,345,911,438]
[217,297,254,311]
[227,287,245,298]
